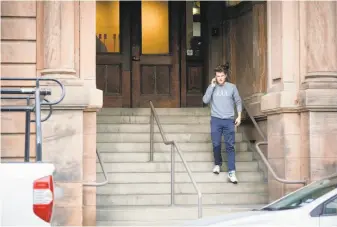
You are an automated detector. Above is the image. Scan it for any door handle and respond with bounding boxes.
[132,56,140,61]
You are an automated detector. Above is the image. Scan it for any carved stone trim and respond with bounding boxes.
[306,72,337,78]
[41,68,76,75]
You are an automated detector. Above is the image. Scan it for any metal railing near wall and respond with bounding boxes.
[149,101,203,219]
[0,78,108,188]
[83,149,109,187]
[242,103,307,186]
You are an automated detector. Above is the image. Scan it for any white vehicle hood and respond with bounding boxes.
[184,210,305,227]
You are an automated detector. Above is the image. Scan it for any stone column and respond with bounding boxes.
[80,2,99,225]
[39,1,83,226]
[38,1,102,225]
[83,112,97,226]
[261,1,308,201]
[41,0,76,77]
[300,1,337,181]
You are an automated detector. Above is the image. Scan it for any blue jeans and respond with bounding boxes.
[210,116,236,172]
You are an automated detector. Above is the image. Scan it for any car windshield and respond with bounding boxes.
[261,174,337,211]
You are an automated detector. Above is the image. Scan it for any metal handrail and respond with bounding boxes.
[243,102,307,185]
[1,77,65,162]
[149,101,203,218]
[83,149,109,187]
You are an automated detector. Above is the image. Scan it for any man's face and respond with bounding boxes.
[215,72,226,85]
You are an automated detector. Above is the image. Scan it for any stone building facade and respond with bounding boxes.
[1,1,101,225]
[1,0,336,225]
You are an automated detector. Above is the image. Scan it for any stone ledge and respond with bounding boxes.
[260,90,301,115]
[299,89,337,111]
[41,68,76,76]
[243,93,266,120]
[262,79,337,115]
[41,84,102,110]
[301,73,337,89]
[37,72,103,110]
[299,77,337,111]
[299,75,337,111]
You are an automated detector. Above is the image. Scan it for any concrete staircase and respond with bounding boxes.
[96,108,268,226]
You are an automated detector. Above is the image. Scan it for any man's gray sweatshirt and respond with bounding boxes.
[202,82,242,119]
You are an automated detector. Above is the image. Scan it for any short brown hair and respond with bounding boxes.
[214,62,230,74]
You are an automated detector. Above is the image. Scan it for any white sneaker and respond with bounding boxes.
[212,165,220,174]
[228,171,238,184]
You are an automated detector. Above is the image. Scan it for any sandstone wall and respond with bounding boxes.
[1,1,37,161]
[261,1,337,201]
[1,1,101,225]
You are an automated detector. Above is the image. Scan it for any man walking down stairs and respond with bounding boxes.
[96,108,268,226]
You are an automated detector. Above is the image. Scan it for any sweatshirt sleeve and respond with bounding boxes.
[202,84,215,104]
[233,85,242,112]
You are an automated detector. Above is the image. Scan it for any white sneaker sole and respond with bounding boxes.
[228,176,238,184]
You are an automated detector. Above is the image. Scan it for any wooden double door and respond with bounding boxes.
[96,1,183,108]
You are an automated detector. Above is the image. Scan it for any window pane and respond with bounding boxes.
[96,1,120,53]
[226,1,241,7]
[141,1,169,54]
[324,198,337,215]
[186,1,202,57]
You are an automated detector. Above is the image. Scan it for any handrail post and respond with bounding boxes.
[35,79,42,162]
[171,144,175,206]
[149,101,202,218]
[198,194,202,218]
[24,97,31,162]
[150,111,154,162]
[83,149,109,187]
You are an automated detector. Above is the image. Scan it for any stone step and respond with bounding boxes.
[97,115,214,124]
[96,205,261,222]
[97,132,243,143]
[95,108,265,226]
[97,142,248,153]
[96,172,263,184]
[96,161,259,173]
[98,151,254,162]
[98,108,211,116]
[96,193,268,206]
[97,123,212,133]
[97,182,267,195]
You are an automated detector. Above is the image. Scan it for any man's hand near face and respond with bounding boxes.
[211,78,216,87]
